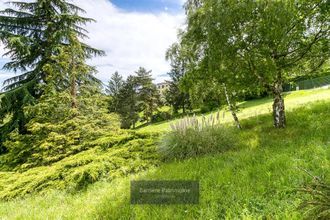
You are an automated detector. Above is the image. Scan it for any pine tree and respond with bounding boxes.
[106,71,124,112]
[0,4,117,168]
[116,76,140,129]
[1,87,120,169]
[134,67,160,123]
[113,68,160,128]
[0,0,104,148]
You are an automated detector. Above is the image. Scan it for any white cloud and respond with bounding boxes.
[0,73,13,85]
[0,1,8,56]
[163,0,186,5]
[0,0,185,87]
[76,0,184,83]
[0,1,5,8]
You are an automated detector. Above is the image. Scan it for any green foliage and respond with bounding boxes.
[0,130,160,199]
[134,67,160,123]
[151,111,172,123]
[116,75,140,129]
[176,0,330,128]
[165,43,191,114]
[138,87,330,134]
[1,99,327,219]
[199,105,212,114]
[106,71,124,97]
[0,0,104,148]
[0,84,35,151]
[299,173,330,219]
[93,100,330,219]
[0,1,114,175]
[0,90,120,170]
[106,71,124,112]
[112,67,161,128]
[160,114,238,160]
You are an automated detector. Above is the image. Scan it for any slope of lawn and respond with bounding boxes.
[0,89,329,219]
[90,100,330,220]
[139,87,330,133]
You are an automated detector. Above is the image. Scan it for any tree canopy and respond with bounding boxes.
[0,0,105,148]
[175,0,329,128]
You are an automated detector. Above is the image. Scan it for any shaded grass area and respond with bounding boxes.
[138,88,330,133]
[0,100,329,219]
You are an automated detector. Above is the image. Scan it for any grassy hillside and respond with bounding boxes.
[139,88,330,133]
[0,89,329,219]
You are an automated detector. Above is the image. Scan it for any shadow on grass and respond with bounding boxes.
[237,96,273,109]
[240,100,330,153]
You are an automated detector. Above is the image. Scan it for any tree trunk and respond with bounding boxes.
[149,99,154,124]
[70,58,77,109]
[70,75,77,109]
[223,84,242,129]
[272,82,286,128]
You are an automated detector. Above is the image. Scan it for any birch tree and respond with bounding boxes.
[180,0,329,128]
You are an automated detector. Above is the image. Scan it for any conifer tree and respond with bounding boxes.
[107,71,124,112]
[0,0,104,148]
[116,76,140,129]
[0,11,117,168]
[134,67,160,123]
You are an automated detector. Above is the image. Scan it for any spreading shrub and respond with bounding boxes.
[159,114,238,160]
[0,91,121,170]
[0,85,162,199]
[0,130,160,199]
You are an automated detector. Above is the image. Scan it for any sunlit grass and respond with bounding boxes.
[0,89,329,219]
[138,88,330,133]
[0,99,329,219]
[91,100,330,219]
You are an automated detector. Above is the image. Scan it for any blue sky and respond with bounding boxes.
[111,0,183,13]
[0,0,185,89]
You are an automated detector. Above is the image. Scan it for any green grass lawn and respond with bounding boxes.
[138,88,330,133]
[0,89,329,219]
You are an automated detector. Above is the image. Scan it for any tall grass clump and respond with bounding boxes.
[298,172,330,220]
[159,113,238,160]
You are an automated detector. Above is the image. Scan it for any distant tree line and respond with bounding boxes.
[106,67,161,129]
[106,63,196,129]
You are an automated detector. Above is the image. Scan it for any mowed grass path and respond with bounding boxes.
[0,89,329,219]
[139,88,330,133]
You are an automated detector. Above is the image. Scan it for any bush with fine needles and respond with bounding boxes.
[159,113,238,160]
